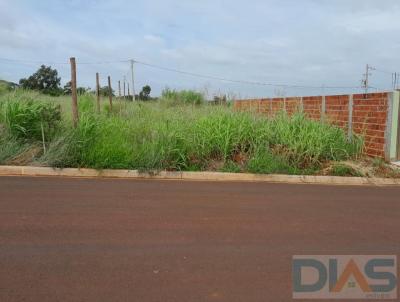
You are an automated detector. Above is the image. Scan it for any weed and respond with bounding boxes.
[247,148,301,174]
[1,89,364,175]
[221,160,242,173]
[162,88,204,105]
[329,163,364,177]
[0,134,29,164]
[0,98,61,141]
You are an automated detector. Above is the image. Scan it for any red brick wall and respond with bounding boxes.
[234,92,390,158]
[325,95,349,129]
[352,93,388,158]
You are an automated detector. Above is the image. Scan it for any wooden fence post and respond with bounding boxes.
[108,76,113,111]
[96,72,100,114]
[70,57,79,127]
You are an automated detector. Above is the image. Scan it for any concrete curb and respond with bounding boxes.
[0,165,400,186]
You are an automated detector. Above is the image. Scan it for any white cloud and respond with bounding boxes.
[1,0,399,97]
[338,10,400,34]
[144,34,164,44]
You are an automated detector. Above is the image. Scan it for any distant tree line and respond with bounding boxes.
[18,65,152,100]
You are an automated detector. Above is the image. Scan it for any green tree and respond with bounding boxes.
[19,65,62,96]
[139,85,151,101]
[77,87,89,95]
[98,86,114,97]
[63,81,90,95]
[63,81,72,95]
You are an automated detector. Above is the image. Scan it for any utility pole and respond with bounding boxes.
[127,83,130,100]
[362,64,372,94]
[123,76,126,99]
[118,80,121,97]
[130,59,136,101]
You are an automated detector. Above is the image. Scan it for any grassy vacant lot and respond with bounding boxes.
[0,87,397,177]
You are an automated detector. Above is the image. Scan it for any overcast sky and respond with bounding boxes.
[1,0,399,98]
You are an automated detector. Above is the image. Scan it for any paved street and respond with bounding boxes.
[0,176,399,301]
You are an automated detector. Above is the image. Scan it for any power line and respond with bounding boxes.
[370,66,399,75]
[0,57,68,65]
[368,65,400,90]
[0,56,364,90]
[0,57,129,65]
[132,59,361,90]
[77,60,129,65]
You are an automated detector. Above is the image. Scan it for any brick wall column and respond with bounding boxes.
[347,94,353,140]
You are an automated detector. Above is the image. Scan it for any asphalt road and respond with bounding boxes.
[0,176,399,302]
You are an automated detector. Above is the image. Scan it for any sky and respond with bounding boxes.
[0,0,400,98]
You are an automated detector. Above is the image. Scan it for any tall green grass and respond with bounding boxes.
[161,88,204,105]
[1,99,61,141]
[0,90,363,174]
[0,134,29,164]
